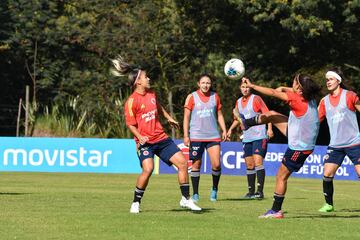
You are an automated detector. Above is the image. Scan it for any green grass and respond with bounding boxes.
[1,172,359,240]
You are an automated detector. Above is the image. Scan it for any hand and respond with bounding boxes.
[242,77,254,88]
[221,131,227,142]
[267,129,274,139]
[226,129,232,141]
[168,118,180,129]
[183,136,190,147]
[138,135,149,145]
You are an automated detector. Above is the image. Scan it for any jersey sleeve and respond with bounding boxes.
[318,98,326,122]
[215,93,222,111]
[346,91,359,111]
[285,91,307,117]
[124,97,137,126]
[184,94,194,110]
[253,95,269,113]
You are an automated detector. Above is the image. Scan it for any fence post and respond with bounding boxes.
[25,85,29,137]
[16,98,22,137]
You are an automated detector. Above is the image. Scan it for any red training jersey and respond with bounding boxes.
[318,88,359,122]
[285,91,308,117]
[124,91,168,144]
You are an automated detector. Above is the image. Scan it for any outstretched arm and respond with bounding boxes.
[243,77,289,102]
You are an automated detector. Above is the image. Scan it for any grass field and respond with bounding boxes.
[1,172,359,240]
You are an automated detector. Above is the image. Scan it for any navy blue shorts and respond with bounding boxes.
[243,138,268,158]
[137,138,180,166]
[282,148,313,173]
[189,141,220,160]
[324,144,360,166]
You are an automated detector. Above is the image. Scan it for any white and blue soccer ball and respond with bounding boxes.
[224,58,245,80]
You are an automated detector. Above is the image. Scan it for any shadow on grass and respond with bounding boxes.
[339,208,360,213]
[170,208,215,214]
[288,213,360,219]
[221,198,264,201]
[0,192,32,195]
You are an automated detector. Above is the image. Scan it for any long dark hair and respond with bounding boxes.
[327,67,349,90]
[297,74,321,101]
[111,55,142,87]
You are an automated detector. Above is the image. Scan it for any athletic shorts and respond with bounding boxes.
[189,141,220,160]
[137,138,180,166]
[243,138,268,158]
[282,148,313,173]
[324,144,360,166]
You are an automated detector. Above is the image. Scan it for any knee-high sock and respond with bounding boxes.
[212,168,221,190]
[255,165,265,193]
[271,192,285,211]
[323,176,334,205]
[190,170,200,195]
[246,168,256,194]
[133,187,145,203]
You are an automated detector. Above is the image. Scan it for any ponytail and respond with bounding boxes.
[111,55,142,87]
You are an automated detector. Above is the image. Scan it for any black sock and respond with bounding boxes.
[255,165,265,193]
[133,187,145,203]
[190,170,200,195]
[212,168,221,191]
[180,183,190,199]
[245,116,259,127]
[271,193,285,212]
[323,176,334,206]
[246,168,256,194]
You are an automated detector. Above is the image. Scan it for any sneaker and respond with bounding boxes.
[318,203,334,212]
[258,209,284,219]
[210,189,218,202]
[130,202,140,214]
[242,192,256,200]
[180,196,202,211]
[254,191,264,200]
[232,108,248,130]
[192,193,200,203]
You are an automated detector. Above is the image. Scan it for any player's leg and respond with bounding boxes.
[157,138,200,211]
[319,147,345,212]
[242,142,256,199]
[254,138,268,199]
[189,141,205,202]
[130,157,154,214]
[207,142,221,201]
[234,108,288,136]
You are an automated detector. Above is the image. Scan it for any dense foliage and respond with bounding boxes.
[0,0,359,143]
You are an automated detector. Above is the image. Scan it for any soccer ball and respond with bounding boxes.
[224,58,245,80]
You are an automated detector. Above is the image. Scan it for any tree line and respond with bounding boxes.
[0,0,359,144]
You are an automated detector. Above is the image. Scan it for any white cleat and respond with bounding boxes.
[130,202,140,214]
[179,196,202,211]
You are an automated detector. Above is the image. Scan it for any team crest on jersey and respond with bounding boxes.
[151,98,156,105]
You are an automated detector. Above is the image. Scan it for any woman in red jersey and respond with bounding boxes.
[111,56,201,213]
[227,81,273,200]
[317,68,360,213]
[183,74,227,202]
[234,74,321,218]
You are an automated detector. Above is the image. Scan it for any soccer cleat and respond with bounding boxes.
[130,202,140,214]
[210,189,218,202]
[254,191,264,200]
[180,196,202,211]
[318,203,334,212]
[192,194,200,203]
[233,108,248,130]
[242,192,256,200]
[258,209,284,219]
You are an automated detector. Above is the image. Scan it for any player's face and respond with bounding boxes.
[198,76,211,93]
[240,83,250,96]
[138,71,150,89]
[326,76,340,92]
